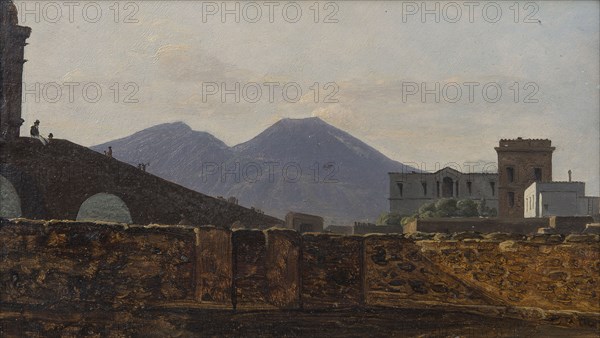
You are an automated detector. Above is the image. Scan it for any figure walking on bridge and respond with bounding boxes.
[30,120,48,145]
[104,146,113,158]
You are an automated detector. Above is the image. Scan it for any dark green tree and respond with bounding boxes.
[402,198,496,223]
[457,199,479,217]
[434,198,457,217]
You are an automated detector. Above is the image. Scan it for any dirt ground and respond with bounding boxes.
[1,307,598,337]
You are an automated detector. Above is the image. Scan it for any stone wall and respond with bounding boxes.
[301,234,363,309]
[405,217,548,234]
[364,235,495,307]
[549,216,594,233]
[265,229,301,308]
[232,230,268,306]
[195,226,232,304]
[354,224,403,235]
[1,219,598,328]
[0,219,196,312]
[419,233,600,313]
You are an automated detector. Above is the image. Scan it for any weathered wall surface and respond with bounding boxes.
[405,217,548,234]
[265,229,301,308]
[419,234,600,313]
[364,235,496,307]
[232,230,268,306]
[0,219,195,311]
[495,139,555,219]
[195,226,232,304]
[301,234,363,309]
[1,219,598,328]
[548,216,594,233]
[354,224,403,235]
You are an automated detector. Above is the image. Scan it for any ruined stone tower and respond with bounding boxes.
[495,138,555,218]
[0,0,31,142]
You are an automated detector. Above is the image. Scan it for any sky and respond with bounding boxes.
[15,0,600,194]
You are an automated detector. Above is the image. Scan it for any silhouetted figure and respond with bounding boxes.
[30,120,39,137]
[104,146,113,158]
[568,170,572,182]
[48,133,53,141]
[30,120,48,145]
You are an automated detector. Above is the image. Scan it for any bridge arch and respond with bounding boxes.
[0,164,46,219]
[0,174,22,218]
[76,193,133,224]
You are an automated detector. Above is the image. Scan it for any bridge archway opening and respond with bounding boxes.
[76,193,133,224]
[0,175,22,218]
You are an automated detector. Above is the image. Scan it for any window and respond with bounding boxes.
[489,182,495,196]
[534,168,542,181]
[467,181,472,195]
[436,181,440,197]
[544,204,549,211]
[506,167,515,183]
[421,182,427,196]
[508,192,515,208]
[396,182,403,197]
[442,177,453,198]
[455,182,459,196]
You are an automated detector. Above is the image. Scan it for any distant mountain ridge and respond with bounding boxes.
[92,118,416,224]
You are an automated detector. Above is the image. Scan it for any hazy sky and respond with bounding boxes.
[15,1,599,194]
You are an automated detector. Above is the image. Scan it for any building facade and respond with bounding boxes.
[495,138,555,218]
[388,167,498,216]
[0,0,31,142]
[285,211,324,233]
[524,181,600,218]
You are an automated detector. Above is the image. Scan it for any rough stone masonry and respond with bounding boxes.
[1,218,598,331]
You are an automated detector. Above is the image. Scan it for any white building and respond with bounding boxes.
[524,181,600,218]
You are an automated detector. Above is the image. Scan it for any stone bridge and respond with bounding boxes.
[0,138,282,227]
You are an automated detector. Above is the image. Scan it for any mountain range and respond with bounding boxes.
[91,117,415,224]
